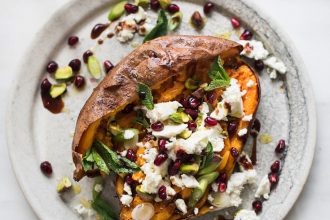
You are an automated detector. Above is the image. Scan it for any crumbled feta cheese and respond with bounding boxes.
[269,68,277,79]
[175,199,188,214]
[124,182,132,195]
[181,174,199,188]
[264,56,287,74]
[144,101,182,123]
[165,185,177,197]
[210,101,228,121]
[120,150,127,157]
[152,124,188,138]
[94,184,103,193]
[239,40,269,60]
[123,130,135,139]
[255,175,271,200]
[209,130,225,152]
[170,175,184,188]
[194,208,199,215]
[74,204,89,216]
[116,28,135,43]
[212,182,219,192]
[208,194,215,202]
[222,79,244,118]
[234,209,260,220]
[209,206,214,210]
[238,128,248,137]
[120,194,133,207]
[242,114,253,122]
[246,79,255,88]
[138,20,154,36]
[241,90,247,96]
[199,102,210,114]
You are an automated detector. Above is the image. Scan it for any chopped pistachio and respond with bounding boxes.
[55,66,73,80]
[180,163,199,175]
[108,1,127,21]
[170,112,190,123]
[185,78,200,90]
[169,11,183,31]
[57,176,72,193]
[159,0,171,9]
[179,129,192,139]
[87,55,102,79]
[135,0,150,7]
[259,133,273,144]
[50,83,67,98]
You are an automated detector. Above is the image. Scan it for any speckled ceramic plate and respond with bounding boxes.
[6,0,316,219]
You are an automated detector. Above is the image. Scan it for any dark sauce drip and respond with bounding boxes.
[41,88,64,114]
[107,32,114,38]
[91,23,110,39]
[250,118,261,165]
[97,39,104,45]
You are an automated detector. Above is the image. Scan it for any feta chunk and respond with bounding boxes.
[194,208,199,215]
[264,56,287,74]
[246,79,255,88]
[181,174,199,188]
[124,182,132,195]
[175,199,188,214]
[269,68,277,79]
[255,175,271,200]
[210,101,228,121]
[199,102,210,114]
[141,172,162,194]
[242,114,253,122]
[208,194,215,202]
[144,101,182,123]
[222,79,244,118]
[170,175,184,188]
[239,40,269,60]
[120,195,133,207]
[234,209,260,220]
[212,182,219,192]
[238,128,248,137]
[152,124,188,138]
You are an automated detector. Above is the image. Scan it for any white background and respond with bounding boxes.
[0,0,329,219]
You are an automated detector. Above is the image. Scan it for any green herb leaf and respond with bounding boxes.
[134,110,150,128]
[205,56,231,91]
[137,83,154,110]
[120,157,140,171]
[143,9,168,42]
[82,149,94,171]
[92,149,110,175]
[200,142,213,169]
[92,194,118,220]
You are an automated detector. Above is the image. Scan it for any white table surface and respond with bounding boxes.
[1,0,329,219]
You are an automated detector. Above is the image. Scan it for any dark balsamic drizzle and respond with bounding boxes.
[250,118,261,165]
[91,23,110,39]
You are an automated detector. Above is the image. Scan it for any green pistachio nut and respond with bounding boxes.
[55,66,73,80]
[108,1,127,21]
[180,163,200,175]
[87,55,102,79]
[185,78,200,90]
[50,83,67,98]
[57,176,72,193]
[169,11,183,31]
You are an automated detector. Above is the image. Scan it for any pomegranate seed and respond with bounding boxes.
[250,118,261,138]
[74,75,85,89]
[151,121,164,131]
[124,3,139,14]
[40,78,52,92]
[167,4,180,13]
[179,97,190,108]
[46,61,58,73]
[158,185,167,200]
[228,121,238,136]
[203,2,214,14]
[191,11,204,29]
[252,200,262,213]
[268,172,279,185]
[230,147,239,158]
[158,138,167,152]
[230,18,240,28]
[176,149,194,163]
[275,139,286,154]
[188,96,200,109]
[206,91,216,104]
[218,172,227,183]
[126,149,137,162]
[68,36,79,46]
[69,59,81,72]
[184,108,198,120]
[240,29,253,40]
[254,60,264,71]
[187,120,197,132]
[40,161,53,176]
[154,152,168,166]
[83,50,93,63]
[218,182,227,192]
[204,117,217,126]
[271,160,280,173]
[168,159,181,176]
[150,0,160,10]
[104,60,114,73]
[125,175,137,186]
[122,103,134,113]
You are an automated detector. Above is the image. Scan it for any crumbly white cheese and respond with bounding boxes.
[74,204,95,218]
[165,184,177,197]
[269,68,277,79]
[222,79,244,118]
[209,129,225,152]
[238,128,248,137]
[264,56,287,74]
[144,101,182,123]
[170,175,184,188]
[241,90,247,96]
[124,182,132,195]
[123,129,136,139]
[116,27,135,43]
[211,182,219,192]
[246,79,255,88]
[255,174,271,200]
[242,114,253,122]
[175,199,188,214]
[120,194,133,207]
[239,40,269,60]
[181,174,200,188]
[234,209,260,220]
[94,184,103,193]
[210,101,228,121]
[138,21,154,36]
[120,150,127,157]
[194,208,199,215]
[152,124,188,138]
[199,102,210,114]
[208,194,215,202]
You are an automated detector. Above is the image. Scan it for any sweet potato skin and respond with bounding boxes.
[72,35,242,181]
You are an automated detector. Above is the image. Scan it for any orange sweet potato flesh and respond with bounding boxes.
[72,35,242,181]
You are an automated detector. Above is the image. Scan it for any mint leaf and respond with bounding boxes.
[143,10,168,42]
[135,110,150,128]
[92,149,110,175]
[82,149,94,171]
[205,56,231,91]
[201,142,213,169]
[138,83,154,110]
[92,194,118,220]
[120,157,140,171]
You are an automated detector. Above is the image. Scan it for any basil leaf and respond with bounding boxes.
[82,149,94,171]
[92,149,110,175]
[205,56,231,91]
[201,142,213,169]
[121,157,140,171]
[143,9,168,42]
[138,83,154,110]
[135,110,150,128]
[92,194,118,220]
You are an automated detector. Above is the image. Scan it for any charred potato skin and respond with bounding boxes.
[72,35,243,181]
